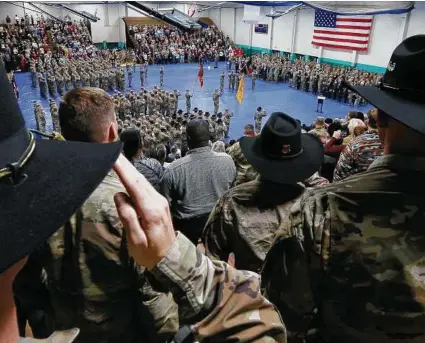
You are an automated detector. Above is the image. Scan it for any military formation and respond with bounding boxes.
[30,55,137,98]
[114,86,230,151]
[245,54,382,106]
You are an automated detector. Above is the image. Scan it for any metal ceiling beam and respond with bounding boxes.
[5,1,43,15]
[126,1,190,31]
[43,3,98,22]
[27,3,64,22]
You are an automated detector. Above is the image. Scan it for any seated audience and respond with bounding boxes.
[161,119,236,244]
[203,113,328,273]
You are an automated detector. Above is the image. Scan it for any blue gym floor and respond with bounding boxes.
[16,61,371,139]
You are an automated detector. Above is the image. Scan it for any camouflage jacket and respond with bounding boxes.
[151,232,286,342]
[262,154,425,343]
[203,174,328,273]
[19,329,79,343]
[37,171,178,343]
[333,130,383,182]
[226,141,259,186]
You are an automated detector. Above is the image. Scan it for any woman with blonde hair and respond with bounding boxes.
[343,118,367,145]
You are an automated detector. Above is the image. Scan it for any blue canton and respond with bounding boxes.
[314,10,337,28]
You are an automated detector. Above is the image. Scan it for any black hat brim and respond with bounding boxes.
[348,84,425,134]
[240,133,324,184]
[0,135,121,273]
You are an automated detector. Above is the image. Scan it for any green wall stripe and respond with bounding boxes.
[236,44,386,73]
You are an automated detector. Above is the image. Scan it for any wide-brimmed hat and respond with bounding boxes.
[346,35,425,135]
[0,63,121,273]
[240,113,324,184]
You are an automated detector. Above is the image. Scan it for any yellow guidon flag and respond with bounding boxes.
[236,74,245,104]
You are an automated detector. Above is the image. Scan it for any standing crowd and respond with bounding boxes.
[1,11,425,342]
[128,24,234,65]
[1,14,93,72]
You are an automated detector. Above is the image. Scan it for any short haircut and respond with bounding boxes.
[186,120,210,148]
[120,129,142,161]
[367,108,378,129]
[244,124,255,134]
[59,87,115,142]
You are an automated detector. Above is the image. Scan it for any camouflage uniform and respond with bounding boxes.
[212,90,221,115]
[127,66,133,87]
[254,109,267,134]
[220,72,225,93]
[159,67,164,87]
[333,130,384,182]
[203,174,328,273]
[36,171,179,343]
[39,74,48,98]
[47,74,56,96]
[262,154,425,343]
[151,232,286,342]
[55,73,64,96]
[34,102,46,132]
[49,99,60,132]
[185,91,192,113]
[226,142,258,186]
[252,70,257,91]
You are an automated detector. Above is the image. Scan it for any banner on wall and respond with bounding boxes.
[243,4,260,23]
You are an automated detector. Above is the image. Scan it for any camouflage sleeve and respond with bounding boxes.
[333,142,355,182]
[150,233,286,342]
[262,190,329,340]
[202,196,233,263]
[134,263,179,342]
[303,172,329,188]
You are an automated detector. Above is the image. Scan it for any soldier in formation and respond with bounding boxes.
[212,89,222,115]
[251,70,257,91]
[127,65,133,88]
[30,59,37,88]
[254,106,267,134]
[185,89,192,113]
[33,101,46,132]
[220,72,225,93]
[249,53,381,107]
[38,73,47,98]
[49,99,60,133]
[160,66,164,87]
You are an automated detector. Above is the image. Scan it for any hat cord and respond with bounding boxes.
[0,131,35,184]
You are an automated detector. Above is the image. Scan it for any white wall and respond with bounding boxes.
[251,7,272,49]
[210,4,425,69]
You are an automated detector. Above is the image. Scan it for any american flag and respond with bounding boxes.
[312,10,373,52]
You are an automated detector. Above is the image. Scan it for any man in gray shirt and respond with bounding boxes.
[161,120,236,244]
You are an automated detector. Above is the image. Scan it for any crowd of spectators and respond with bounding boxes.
[1,14,94,72]
[128,24,234,64]
[2,14,425,343]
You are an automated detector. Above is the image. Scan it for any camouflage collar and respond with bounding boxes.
[368,154,425,172]
[18,329,79,343]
